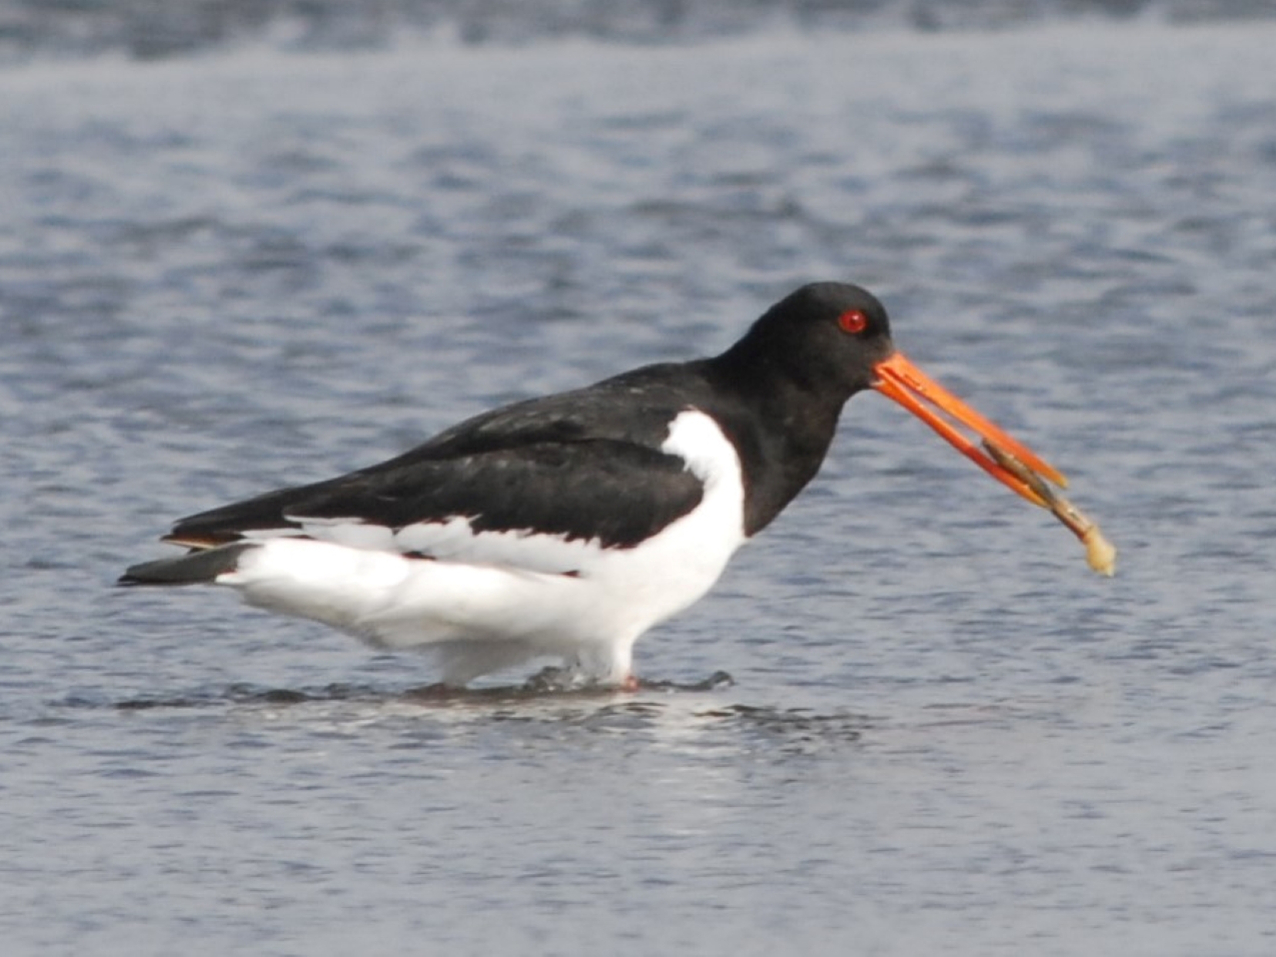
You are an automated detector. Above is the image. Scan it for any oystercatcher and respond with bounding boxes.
[121,283,1065,688]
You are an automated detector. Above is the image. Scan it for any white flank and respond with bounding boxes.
[394,516,593,575]
[215,410,747,686]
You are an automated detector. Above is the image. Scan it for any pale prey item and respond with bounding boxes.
[121,283,1102,687]
[982,441,1116,577]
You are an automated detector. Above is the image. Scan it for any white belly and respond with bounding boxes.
[217,410,748,685]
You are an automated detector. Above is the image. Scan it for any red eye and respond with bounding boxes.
[838,309,869,334]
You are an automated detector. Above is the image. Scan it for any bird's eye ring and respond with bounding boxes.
[837,309,869,334]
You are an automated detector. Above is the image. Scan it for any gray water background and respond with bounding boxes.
[2,10,1276,957]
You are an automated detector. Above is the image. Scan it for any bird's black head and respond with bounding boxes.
[712,281,1082,542]
[720,282,897,400]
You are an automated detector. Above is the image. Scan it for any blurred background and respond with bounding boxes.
[1,0,1270,61]
[2,2,1275,956]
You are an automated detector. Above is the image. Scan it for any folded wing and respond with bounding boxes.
[165,434,704,573]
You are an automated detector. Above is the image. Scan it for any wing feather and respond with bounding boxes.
[166,439,703,552]
[165,364,719,553]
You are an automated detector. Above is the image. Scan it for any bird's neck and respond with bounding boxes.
[701,346,850,537]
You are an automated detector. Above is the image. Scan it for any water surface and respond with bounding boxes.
[2,19,1276,957]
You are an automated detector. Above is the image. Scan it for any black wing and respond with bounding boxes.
[165,373,709,552]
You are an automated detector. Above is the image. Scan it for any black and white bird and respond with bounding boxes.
[121,282,1066,689]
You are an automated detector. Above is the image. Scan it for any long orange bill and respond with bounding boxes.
[872,352,1067,509]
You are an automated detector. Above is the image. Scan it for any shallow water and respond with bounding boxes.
[3,19,1276,957]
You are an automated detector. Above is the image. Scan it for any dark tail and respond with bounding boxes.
[118,542,258,586]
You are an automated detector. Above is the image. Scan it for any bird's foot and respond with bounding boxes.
[521,665,643,694]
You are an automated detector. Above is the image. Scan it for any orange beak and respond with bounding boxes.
[872,352,1066,509]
